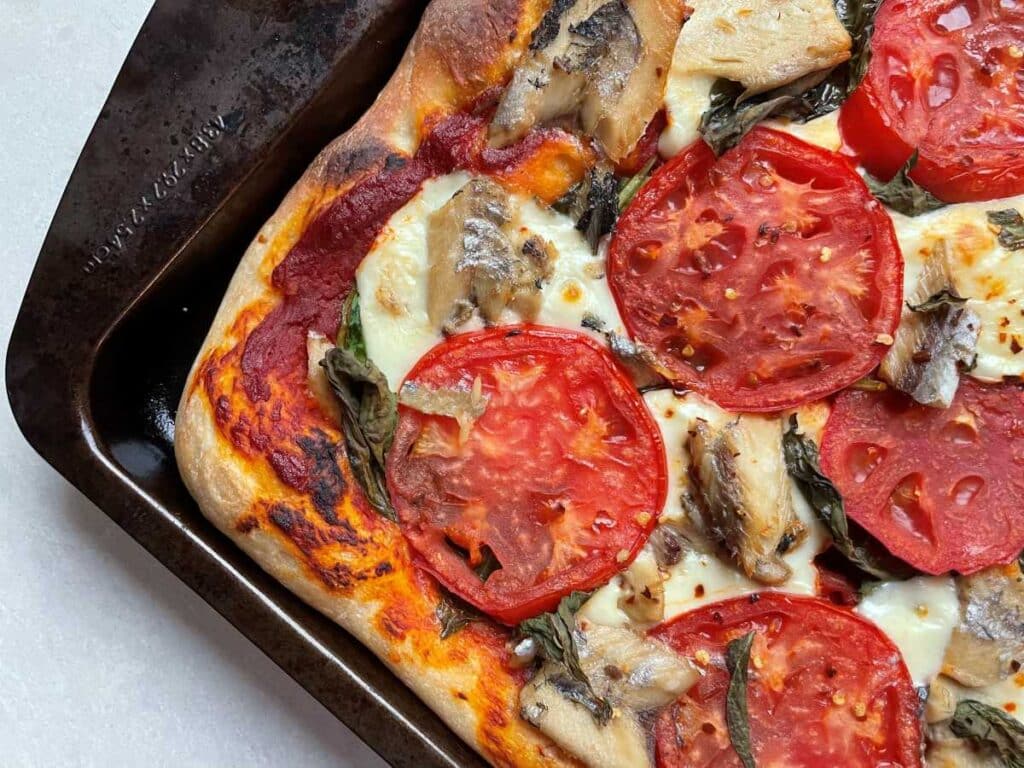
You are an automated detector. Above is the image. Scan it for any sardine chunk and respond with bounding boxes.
[490,0,683,161]
[674,0,852,98]
[520,622,696,768]
[688,415,805,585]
[426,178,553,333]
[880,240,980,409]
[943,565,1024,688]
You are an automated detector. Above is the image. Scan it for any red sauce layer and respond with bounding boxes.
[241,114,485,402]
[209,112,584,494]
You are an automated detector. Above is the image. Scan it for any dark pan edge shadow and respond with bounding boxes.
[6,1,487,766]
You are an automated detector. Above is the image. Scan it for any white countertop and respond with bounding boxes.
[1,3,387,765]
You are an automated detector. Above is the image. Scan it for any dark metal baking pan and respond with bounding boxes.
[6,2,486,766]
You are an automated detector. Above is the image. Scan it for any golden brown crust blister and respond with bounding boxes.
[175,0,582,765]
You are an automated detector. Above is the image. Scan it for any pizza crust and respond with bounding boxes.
[174,0,580,764]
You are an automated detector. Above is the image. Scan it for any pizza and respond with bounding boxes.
[174,0,1024,765]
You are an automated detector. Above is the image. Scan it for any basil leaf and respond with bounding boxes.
[617,156,657,211]
[783,416,913,580]
[517,591,612,724]
[907,288,968,313]
[436,590,484,640]
[698,0,881,154]
[987,209,1024,251]
[699,80,797,156]
[725,631,757,768]
[321,300,398,521]
[950,699,1024,766]
[336,290,367,361]
[577,168,619,251]
[865,150,947,217]
[835,0,882,87]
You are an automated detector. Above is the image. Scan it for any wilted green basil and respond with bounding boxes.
[949,699,1024,766]
[516,591,611,724]
[321,290,397,521]
[864,150,947,217]
[725,631,756,768]
[987,209,1024,251]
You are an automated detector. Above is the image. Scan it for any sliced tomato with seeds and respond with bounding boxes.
[820,380,1024,575]
[651,593,922,768]
[840,0,1024,202]
[386,326,666,624]
[608,128,903,412]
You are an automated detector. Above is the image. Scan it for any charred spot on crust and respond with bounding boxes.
[268,504,359,556]
[235,515,260,534]
[375,561,394,577]
[315,562,356,590]
[322,139,390,183]
[297,430,347,524]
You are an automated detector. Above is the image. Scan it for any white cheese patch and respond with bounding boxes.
[583,390,829,627]
[356,173,625,389]
[856,577,960,685]
[889,195,1024,382]
[766,111,842,153]
[660,68,714,157]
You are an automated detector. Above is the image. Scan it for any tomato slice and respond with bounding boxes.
[820,380,1024,575]
[840,0,1024,202]
[651,593,922,768]
[386,326,667,624]
[608,128,903,412]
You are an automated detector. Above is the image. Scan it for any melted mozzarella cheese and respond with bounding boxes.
[767,111,842,153]
[890,196,1024,382]
[356,173,625,388]
[856,577,960,685]
[660,66,714,157]
[582,390,829,627]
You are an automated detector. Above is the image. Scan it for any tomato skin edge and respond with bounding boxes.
[650,592,923,768]
[609,128,905,413]
[388,325,668,626]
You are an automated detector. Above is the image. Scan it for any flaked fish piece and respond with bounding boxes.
[490,0,683,162]
[426,178,554,333]
[398,375,489,444]
[675,0,852,98]
[880,240,980,409]
[520,622,696,768]
[688,415,806,585]
[943,565,1024,688]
